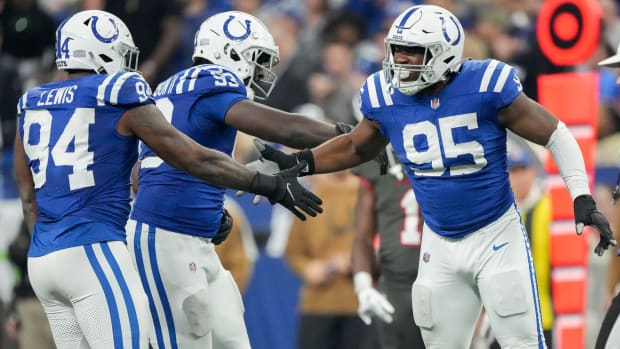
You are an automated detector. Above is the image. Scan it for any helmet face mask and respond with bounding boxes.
[193,11,280,100]
[383,5,464,95]
[55,10,139,74]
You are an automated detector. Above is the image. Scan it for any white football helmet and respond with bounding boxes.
[193,11,280,100]
[383,5,464,95]
[55,10,139,74]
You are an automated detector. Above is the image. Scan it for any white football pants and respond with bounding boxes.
[28,241,152,349]
[126,219,250,349]
[412,205,546,348]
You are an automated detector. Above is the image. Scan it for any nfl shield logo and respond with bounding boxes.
[422,252,430,263]
[189,262,197,272]
[430,98,440,110]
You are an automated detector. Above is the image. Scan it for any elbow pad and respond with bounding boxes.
[545,121,590,200]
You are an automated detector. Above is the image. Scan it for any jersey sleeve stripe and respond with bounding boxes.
[479,59,499,93]
[378,72,394,106]
[367,75,380,108]
[17,92,27,115]
[110,73,137,105]
[97,74,117,106]
[175,68,193,94]
[492,64,512,93]
[187,67,202,92]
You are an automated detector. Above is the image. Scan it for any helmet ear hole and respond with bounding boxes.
[230,50,241,62]
[99,54,113,63]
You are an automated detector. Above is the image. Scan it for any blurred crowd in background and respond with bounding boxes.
[2,0,620,348]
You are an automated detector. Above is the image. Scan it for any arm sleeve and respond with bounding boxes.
[545,121,590,199]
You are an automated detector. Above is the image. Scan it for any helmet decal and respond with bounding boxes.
[223,15,252,41]
[90,16,119,44]
[55,17,71,59]
[396,6,421,34]
[440,16,461,46]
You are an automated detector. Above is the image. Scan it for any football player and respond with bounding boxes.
[13,10,321,349]
[351,146,425,348]
[253,4,615,347]
[127,10,384,349]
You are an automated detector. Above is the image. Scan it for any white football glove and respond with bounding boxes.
[354,272,394,325]
[236,156,281,204]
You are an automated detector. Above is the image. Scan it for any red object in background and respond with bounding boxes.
[537,72,599,129]
[537,0,601,66]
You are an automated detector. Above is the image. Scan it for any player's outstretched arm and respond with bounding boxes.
[13,133,37,233]
[500,93,617,255]
[256,118,389,176]
[226,101,388,175]
[225,100,338,149]
[120,104,323,220]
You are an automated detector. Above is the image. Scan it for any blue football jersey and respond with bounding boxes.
[360,59,522,238]
[131,64,247,238]
[17,72,154,256]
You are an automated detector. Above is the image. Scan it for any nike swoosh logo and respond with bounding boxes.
[286,182,295,201]
[492,242,509,251]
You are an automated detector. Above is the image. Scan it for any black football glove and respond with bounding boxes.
[335,122,388,176]
[249,161,323,220]
[212,208,233,245]
[574,194,617,256]
[254,139,315,176]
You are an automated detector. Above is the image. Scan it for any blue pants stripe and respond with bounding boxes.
[84,244,123,349]
[101,242,140,349]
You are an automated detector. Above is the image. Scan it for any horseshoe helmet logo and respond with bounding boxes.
[90,16,119,43]
[223,15,252,41]
[440,16,461,46]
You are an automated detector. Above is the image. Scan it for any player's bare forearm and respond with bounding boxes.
[13,134,37,233]
[125,104,258,191]
[313,125,388,174]
[183,143,257,191]
[227,100,338,149]
[352,183,377,274]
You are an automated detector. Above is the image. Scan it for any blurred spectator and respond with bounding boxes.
[4,221,55,349]
[285,170,379,349]
[0,0,56,89]
[261,11,311,112]
[84,0,183,86]
[307,41,358,124]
